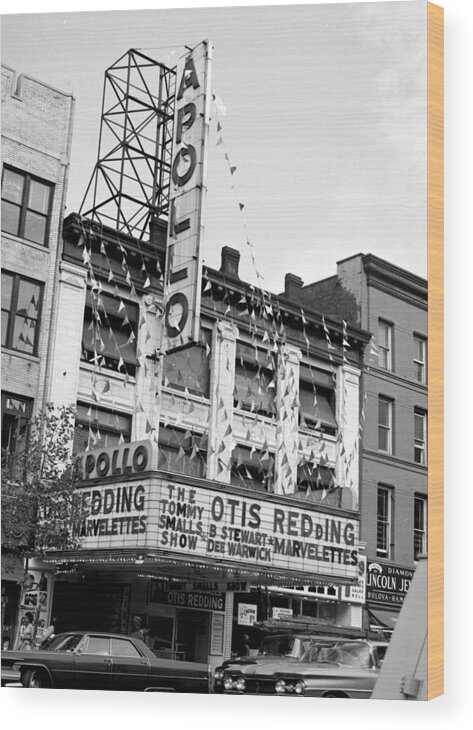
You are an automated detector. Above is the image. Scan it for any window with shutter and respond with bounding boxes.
[81,291,139,376]
[158,426,207,478]
[230,445,274,491]
[163,329,211,396]
[73,402,131,455]
[234,342,276,417]
[299,365,337,435]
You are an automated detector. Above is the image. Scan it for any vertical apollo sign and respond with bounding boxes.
[163,40,212,352]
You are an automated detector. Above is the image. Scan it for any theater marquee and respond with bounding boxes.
[75,475,360,583]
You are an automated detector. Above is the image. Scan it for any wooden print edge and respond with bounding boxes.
[427,0,444,701]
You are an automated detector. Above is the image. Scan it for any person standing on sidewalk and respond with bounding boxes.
[130,616,145,642]
[17,612,34,650]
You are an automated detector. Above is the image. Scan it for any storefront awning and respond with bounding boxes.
[368,607,400,630]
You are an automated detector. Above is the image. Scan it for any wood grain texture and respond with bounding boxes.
[427,1,444,700]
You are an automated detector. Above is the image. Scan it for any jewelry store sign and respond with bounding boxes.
[366,562,414,607]
[75,476,360,581]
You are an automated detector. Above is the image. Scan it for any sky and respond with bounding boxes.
[1,1,428,293]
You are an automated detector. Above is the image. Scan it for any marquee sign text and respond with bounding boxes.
[76,476,360,582]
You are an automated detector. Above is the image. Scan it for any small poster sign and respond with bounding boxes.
[238,603,257,626]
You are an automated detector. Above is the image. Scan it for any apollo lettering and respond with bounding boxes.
[76,442,153,480]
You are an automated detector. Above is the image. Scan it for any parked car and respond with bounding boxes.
[220,639,388,699]
[1,631,210,692]
[213,633,343,693]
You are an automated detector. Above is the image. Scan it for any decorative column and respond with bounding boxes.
[46,261,87,408]
[274,344,302,495]
[336,364,361,509]
[206,320,239,482]
[134,294,163,443]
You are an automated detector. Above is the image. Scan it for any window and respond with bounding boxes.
[414,409,427,465]
[414,335,427,384]
[378,397,393,454]
[1,393,33,463]
[2,271,43,355]
[86,636,110,656]
[158,426,206,478]
[81,291,139,376]
[377,486,393,559]
[299,365,337,436]
[111,638,141,658]
[2,166,53,246]
[73,403,131,455]
[163,329,211,397]
[234,342,276,417]
[378,320,393,370]
[231,445,274,491]
[297,463,340,505]
[414,495,428,560]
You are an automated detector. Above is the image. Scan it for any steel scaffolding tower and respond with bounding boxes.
[80,48,176,240]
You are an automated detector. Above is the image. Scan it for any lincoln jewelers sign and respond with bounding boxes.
[74,447,360,582]
[366,561,415,607]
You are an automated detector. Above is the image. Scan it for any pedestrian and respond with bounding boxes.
[38,572,48,592]
[41,616,57,646]
[241,633,251,657]
[17,611,35,651]
[130,616,145,642]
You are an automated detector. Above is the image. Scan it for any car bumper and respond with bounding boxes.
[1,667,21,686]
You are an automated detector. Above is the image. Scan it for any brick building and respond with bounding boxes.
[285,253,428,632]
[1,64,75,648]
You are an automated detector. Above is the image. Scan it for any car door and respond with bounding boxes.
[110,637,150,691]
[74,635,113,690]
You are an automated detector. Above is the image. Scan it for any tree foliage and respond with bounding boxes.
[1,404,84,558]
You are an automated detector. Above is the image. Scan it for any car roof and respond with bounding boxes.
[261,631,345,643]
[56,631,136,639]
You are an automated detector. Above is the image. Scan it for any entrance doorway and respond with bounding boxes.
[146,615,174,657]
[176,610,210,663]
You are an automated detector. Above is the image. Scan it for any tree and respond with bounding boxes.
[1,403,84,558]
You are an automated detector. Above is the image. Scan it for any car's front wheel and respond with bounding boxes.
[22,669,47,688]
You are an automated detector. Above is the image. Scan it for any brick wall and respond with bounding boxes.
[1,64,75,417]
[300,274,360,325]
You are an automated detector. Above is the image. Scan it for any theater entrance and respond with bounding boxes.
[175,609,210,663]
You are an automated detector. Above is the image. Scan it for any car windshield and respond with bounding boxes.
[43,634,84,653]
[258,636,298,656]
[300,641,372,668]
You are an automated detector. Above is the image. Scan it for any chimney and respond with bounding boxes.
[149,215,161,247]
[220,246,240,279]
[284,273,303,301]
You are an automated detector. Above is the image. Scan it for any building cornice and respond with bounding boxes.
[364,366,429,396]
[362,254,428,306]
